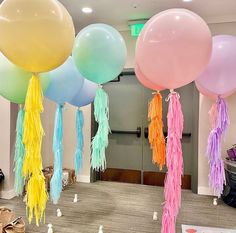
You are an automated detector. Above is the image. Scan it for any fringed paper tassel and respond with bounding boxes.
[162,91,184,233]
[209,102,218,129]
[216,97,229,135]
[91,87,110,171]
[22,74,48,225]
[14,106,25,196]
[50,104,64,204]
[207,96,229,197]
[148,92,166,170]
[74,108,84,175]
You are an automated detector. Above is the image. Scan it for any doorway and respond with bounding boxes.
[95,69,199,192]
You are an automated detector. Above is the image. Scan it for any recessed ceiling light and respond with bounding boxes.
[182,0,192,2]
[82,7,93,14]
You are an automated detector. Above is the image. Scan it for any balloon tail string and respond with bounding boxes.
[14,107,25,196]
[74,108,84,175]
[22,74,48,225]
[91,87,110,171]
[162,91,183,233]
[50,104,64,204]
[148,92,166,170]
[207,96,229,197]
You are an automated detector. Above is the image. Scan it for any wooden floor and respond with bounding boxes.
[0,181,235,233]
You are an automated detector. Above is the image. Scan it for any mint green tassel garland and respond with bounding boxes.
[74,108,84,175]
[91,87,110,171]
[14,106,25,196]
[50,104,63,204]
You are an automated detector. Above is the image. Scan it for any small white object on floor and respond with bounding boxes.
[73,194,78,203]
[47,224,53,233]
[213,197,218,206]
[98,225,103,233]
[153,212,158,221]
[57,208,62,217]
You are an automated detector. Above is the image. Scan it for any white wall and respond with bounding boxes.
[0,97,17,199]
[0,97,11,193]
[121,31,137,68]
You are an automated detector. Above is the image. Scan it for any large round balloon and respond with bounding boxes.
[69,79,98,107]
[196,35,236,97]
[0,0,75,73]
[44,57,84,104]
[195,81,235,100]
[136,9,212,89]
[72,24,127,84]
[135,64,164,91]
[0,53,49,104]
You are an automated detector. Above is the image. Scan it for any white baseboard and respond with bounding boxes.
[198,186,214,196]
[0,189,16,200]
[76,175,90,183]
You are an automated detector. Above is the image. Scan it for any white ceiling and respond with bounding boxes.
[59,0,236,32]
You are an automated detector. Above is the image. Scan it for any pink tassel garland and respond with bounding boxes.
[161,91,184,233]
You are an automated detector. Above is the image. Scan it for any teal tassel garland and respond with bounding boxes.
[14,106,25,196]
[91,87,110,171]
[50,104,63,204]
[74,108,84,175]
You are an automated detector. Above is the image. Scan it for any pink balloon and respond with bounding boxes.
[195,81,235,100]
[135,64,165,91]
[136,8,212,89]
[196,35,236,97]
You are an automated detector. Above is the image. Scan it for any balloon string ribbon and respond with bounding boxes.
[148,92,166,170]
[74,108,84,175]
[50,104,64,204]
[14,106,25,196]
[162,91,184,233]
[22,74,48,226]
[207,96,229,197]
[91,87,110,171]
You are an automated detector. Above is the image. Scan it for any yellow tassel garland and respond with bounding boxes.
[148,92,166,170]
[22,74,48,225]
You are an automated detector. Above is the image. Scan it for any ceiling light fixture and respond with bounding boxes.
[182,0,192,2]
[82,7,93,14]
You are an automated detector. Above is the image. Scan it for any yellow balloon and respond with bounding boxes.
[0,0,75,73]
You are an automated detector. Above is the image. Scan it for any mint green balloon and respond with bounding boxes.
[0,53,50,104]
[72,24,127,84]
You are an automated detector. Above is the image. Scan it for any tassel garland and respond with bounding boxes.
[14,106,25,196]
[162,91,184,233]
[22,74,48,225]
[50,104,64,204]
[91,87,110,171]
[148,92,166,170]
[74,108,84,175]
[207,96,229,197]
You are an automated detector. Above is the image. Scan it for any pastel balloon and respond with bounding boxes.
[0,53,49,104]
[196,35,236,97]
[44,57,84,104]
[69,79,98,107]
[195,81,235,100]
[72,24,127,84]
[136,9,212,89]
[0,0,75,73]
[135,64,164,91]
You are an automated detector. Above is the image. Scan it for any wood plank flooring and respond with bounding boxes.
[0,181,235,233]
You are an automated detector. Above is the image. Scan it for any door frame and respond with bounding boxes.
[90,68,199,194]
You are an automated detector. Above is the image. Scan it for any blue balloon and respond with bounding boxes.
[69,79,98,107]
[44,57,84,104]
